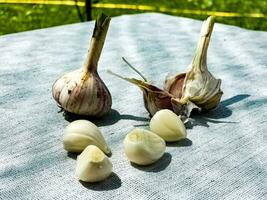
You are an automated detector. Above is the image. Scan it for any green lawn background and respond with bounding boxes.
[1,0,267,35]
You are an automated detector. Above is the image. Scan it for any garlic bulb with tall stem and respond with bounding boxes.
[165,16,223,112]
[52,14,112,117]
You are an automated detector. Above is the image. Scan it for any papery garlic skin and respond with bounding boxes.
[107,70,182,117]
[52,69,111,116]
[52,14,112,117]
[150,109,187,142]
[164,73,186,99]
[76,145,112,182]
[63,120,111,155]
[124,128,166,165]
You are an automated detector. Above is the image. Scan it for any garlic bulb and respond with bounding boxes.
[63,120,111,155]
[164,16,223,112]
[150,109,187,142]
[123,128,166,165]
[52,14,112,117]
[76,145,112,182]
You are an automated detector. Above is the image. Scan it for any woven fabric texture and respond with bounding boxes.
[0,13,267,200]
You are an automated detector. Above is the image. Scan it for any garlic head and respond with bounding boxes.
[123,128,166,165]
[181,16,222,111]
[52,14,112,117]
[63,120,111,155]
[150,109,187,142]
[76,145,113,182]
[164,16,223,116]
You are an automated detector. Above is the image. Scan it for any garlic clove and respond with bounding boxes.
[123,128,166,165]
[150,109,187,142]
[76,145,113,182]
[63,120,111,155]
[52,14,112,117]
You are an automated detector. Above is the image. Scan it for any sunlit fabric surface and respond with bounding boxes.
[0,13,267,200]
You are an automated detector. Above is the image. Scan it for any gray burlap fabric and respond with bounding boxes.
[0,13,267,199]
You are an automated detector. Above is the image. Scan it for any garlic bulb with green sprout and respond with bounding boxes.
[52,13,112,117]
[164,16,223,112]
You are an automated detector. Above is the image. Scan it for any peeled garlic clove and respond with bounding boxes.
[123,128,166,165]
[63,120,111,155]
[150,109,187,142]
[76,145,112,182]
[52,14,112,117]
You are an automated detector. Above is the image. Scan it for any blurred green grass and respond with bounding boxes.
[1,0,267,35]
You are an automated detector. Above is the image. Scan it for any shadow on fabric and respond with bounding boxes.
[80,172,122,191]
[67,152,79,160]
[63,109,149,127]
[187,94,250,128]
[67,151,112,160]
[130,152,172,173]
[166,138,193,147]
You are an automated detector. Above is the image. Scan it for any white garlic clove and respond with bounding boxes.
[76,145,113,182]
[150,109,187,142]
[123,128,166,165]
[63,120,111,155]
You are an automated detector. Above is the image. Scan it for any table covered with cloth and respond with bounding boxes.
[0,13,267,200]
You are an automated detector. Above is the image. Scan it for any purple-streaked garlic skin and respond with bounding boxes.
[108,66,186,118]
[114,77,179,117]
[164,73,186,99]
[141,84,175,117]
[52,70,111,117]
